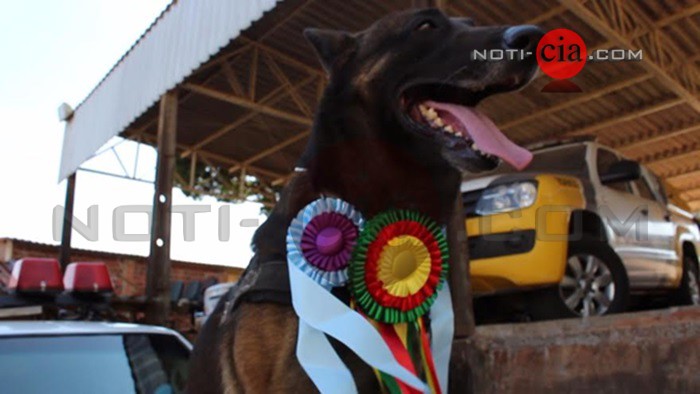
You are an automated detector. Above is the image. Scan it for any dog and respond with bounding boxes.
[187,8,542,393]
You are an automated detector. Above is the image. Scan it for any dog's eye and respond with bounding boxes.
[415,20,436,31]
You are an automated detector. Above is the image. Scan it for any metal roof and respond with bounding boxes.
[58,0,281,182]
[60,0,700,212]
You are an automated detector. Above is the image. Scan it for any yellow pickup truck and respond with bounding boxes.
[463,139,700,319]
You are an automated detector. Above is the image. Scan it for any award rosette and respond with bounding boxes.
[349,210,452,394]
[287,198,427,394]
[287,197,363,288]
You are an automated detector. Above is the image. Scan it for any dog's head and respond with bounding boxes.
[305,8,543,172]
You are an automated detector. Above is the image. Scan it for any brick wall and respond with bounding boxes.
[0,238,243,296]
[450,307,700,393]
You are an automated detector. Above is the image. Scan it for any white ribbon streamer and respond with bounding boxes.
[296,320,358,394]
[289,261,427,392]
[430,283,454,392]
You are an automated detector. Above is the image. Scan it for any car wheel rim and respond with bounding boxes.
[688,266,700,306]
[559,254,615,317]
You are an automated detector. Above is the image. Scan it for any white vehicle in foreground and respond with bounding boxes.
[0,321,191,394]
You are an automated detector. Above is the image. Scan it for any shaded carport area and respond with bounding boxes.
[57,1,700,386]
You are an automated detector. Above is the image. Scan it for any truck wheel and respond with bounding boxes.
[531,236,629,319]
[675,251,700,306]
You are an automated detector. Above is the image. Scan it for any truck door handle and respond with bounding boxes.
[663,213,671,222]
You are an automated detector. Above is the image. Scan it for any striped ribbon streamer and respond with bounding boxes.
[289,260,428,393]
[362,285,452,393]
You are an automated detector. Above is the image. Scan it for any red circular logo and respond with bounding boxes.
[536,29,587,80]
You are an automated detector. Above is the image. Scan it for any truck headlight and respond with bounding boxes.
[475,181,538,215]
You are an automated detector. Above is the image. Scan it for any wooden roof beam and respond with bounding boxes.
[447,4,566,25]
[194,152,282,180]
[229,130,310,173]
[558,0,700,113]
[181,74,317,158]
[192,44,253,76]
[272,172,295,187]
[643,144,700,165]
[616,122,700,152]
[687,199,700,211]
[249,47,259,101]
[257,0,315,42]
[182,83,313,126]
[239,36,325,79]
[654,3,700,29]
[526,6,567,25]
[220,62,246,97]
[681,187,700,199]
[263,52,312,117]
[141,134,283,180]
[529,97,685,142]
[500,73,652,130]
[667,168,700,184]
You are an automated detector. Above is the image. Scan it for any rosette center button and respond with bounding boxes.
[316,227,344,255]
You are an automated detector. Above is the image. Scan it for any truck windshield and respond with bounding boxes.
[0,334,190,394]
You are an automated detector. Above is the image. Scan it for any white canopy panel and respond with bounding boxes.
[59,0,280,181]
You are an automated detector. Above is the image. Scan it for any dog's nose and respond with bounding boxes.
[503,25,544,51]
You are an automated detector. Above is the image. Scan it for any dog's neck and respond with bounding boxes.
[252,82,462,263]
[299,82,461,224]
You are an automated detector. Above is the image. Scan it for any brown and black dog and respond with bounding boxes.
[187,8,542,393]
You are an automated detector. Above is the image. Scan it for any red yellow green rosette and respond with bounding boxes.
[349,210,449,324]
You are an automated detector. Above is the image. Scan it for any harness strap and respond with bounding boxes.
[222,258,292,323]
[241,260,291,305]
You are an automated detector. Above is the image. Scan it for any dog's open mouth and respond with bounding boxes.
[401,83,533,171]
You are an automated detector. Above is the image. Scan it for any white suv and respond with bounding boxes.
[0,321,192,393]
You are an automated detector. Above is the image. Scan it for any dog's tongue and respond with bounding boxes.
[425,100,533,170]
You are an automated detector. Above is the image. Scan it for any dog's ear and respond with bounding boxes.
[303,28,357,73]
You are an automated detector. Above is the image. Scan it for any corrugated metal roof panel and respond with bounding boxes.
[58,0,281,181]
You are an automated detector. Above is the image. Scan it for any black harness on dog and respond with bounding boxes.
[219,257,292,323]
[222,249,357,320]
[221,167,310,317]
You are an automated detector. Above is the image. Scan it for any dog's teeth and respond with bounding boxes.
[426,108,438,120]
[444,125,454,133]
[473,143,479,151]
[419,104,428,114]
[455,131,463,137]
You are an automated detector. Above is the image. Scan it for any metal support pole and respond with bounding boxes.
[146,90,178,325]
[447,190,476,393]
[59,173,77,270]
[447,191,476,338]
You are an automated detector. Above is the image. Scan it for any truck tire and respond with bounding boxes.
[531,236,629,319]
[675,251,700,306]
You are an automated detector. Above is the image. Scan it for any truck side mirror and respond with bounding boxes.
[600,160,641,185]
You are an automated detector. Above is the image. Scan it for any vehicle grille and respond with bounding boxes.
[461,189,484,218]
